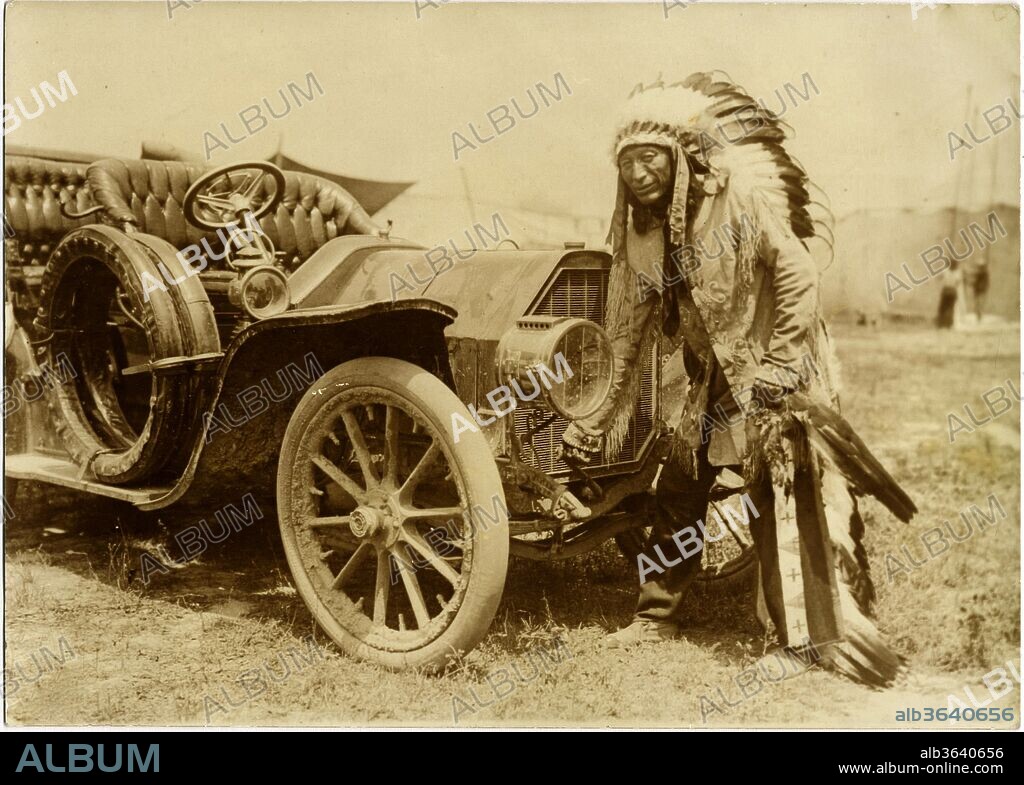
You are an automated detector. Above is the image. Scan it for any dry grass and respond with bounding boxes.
[3,324,1020,727]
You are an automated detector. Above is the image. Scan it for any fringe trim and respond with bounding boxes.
[667,439,699,479]
[608,319,659,457]
[602,255,662,458]
[606,176,628,258]
[742,409,808,489]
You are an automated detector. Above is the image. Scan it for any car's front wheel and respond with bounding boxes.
[277,357,509,670]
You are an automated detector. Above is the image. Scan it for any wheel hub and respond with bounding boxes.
[350,506,383,538]
[350,502,401,547]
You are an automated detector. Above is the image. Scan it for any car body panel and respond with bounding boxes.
[288,236,611,341]
[5,299,456,510]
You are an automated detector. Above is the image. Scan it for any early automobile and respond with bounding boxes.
[4,154,753,669]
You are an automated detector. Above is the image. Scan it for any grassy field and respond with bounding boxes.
[4,323,1020,727]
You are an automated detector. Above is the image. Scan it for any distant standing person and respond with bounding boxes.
[935,265,960,329]
[961,253,990,324]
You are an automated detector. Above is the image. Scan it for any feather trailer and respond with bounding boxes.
[787,391,918,523]
[819,471,906,686]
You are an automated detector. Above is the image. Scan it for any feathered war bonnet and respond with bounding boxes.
[607,78,715,258]
[606,73,828,261]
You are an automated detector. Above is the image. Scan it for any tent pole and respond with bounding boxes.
[459,166,477,225]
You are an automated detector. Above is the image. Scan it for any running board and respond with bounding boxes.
[4,453,172,505]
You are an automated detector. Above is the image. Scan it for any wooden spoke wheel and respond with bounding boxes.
[277,357,509,670]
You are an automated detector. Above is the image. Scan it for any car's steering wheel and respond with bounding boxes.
[183,161,286,231]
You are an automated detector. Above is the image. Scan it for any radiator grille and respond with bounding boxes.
[512,266,658,474]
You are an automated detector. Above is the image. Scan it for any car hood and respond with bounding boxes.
[288,237,611,340]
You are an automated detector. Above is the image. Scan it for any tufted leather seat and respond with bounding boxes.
[4,156,100,265]
[85,158,383,266]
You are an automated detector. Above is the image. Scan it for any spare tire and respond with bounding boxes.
[34,226,199,484]
[130,232,221,468]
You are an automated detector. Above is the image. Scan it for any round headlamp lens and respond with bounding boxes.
[546,320,613,420]
[240,266,290,319]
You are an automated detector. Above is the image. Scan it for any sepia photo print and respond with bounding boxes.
[1,1,1020,740]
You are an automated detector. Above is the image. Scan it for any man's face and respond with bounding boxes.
[617,144,673,205]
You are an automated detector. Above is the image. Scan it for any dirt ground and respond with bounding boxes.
[3,323,1020,728]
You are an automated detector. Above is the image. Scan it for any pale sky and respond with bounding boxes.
[3,1,1020,220]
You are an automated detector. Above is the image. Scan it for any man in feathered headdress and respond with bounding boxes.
[561,74,916,685]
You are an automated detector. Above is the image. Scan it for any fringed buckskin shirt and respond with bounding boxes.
[575,169,842,477]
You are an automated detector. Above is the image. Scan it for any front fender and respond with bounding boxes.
[138,299,456,509]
